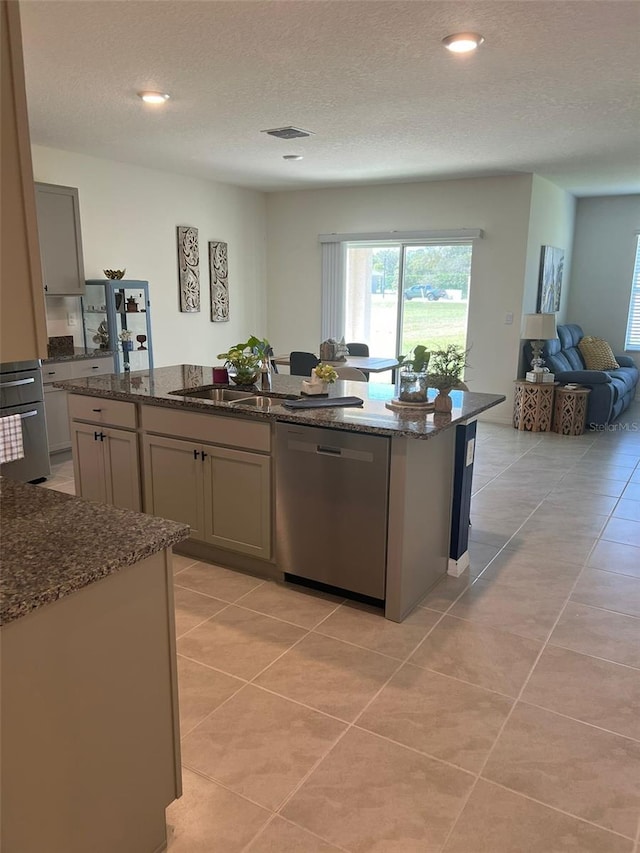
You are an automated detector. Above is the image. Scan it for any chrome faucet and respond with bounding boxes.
[260,361,272,392]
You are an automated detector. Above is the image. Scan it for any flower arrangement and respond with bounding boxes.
[91,320,109,348]
[313,363,338,383]
[217,335,270,385]
[428,344,469,390]
[118,329,133,341]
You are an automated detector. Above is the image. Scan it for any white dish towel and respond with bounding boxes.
[0,414,25,464]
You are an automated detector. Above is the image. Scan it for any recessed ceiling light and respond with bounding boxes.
[442,33,484,53]
[283,154,303,161]
[138,91,171,104]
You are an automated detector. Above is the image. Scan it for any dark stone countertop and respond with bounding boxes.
[42,348,115,363]
[0,478,189,626]
[55,364,506,440]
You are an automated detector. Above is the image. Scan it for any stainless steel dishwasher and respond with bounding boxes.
[276,423,390,601]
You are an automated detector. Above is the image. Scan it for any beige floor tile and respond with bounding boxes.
[166,768,270,853]
[173,586,227,638]
[181,685,345,810]
[418,574,473,612]
[504,531,598,565]
[235,581,342,629]
[245,817,343,852]
[282,727,474,853]
[177,605,305,679]
[443,779,634,853]
[176,656,244,736]
[543,489,619,515]
[47,479,76,494]
[589,540,640,579]
[613,498,640,523]
[357,663,512,772]
[521,507,608,538]
[478,548,583,595]
[315,601,441,659]
[602,517,640,548]
[410,615,541,696]
[172,553,199,575]
[254,633,397,722]
[467,514,519,548]
[622,483,640,501]
[572,569,640,618]
[175,562,264,602]
[467,541,501,577]
[449,578,568,640]
[550,602,640,668]
[483,703,640,837]
[522,646,640,740]
[552,474,628,498]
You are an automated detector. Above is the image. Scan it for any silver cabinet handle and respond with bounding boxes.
[20,410,38,419]
[0,377,35,388]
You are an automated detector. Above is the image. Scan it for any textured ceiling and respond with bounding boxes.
[19,0,640,195]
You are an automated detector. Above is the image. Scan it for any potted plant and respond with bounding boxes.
[302,363,338,395]
[119,329,134,351]
[428,344,469,412]
[397,345,431,403]
[217,335,269,385]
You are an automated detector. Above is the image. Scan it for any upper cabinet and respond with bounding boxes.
[35,182,86,296]
[0,0,48,363]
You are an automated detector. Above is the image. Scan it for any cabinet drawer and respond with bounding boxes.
[141,405,271,453]
[42,362,76,383]
[73,357,114,378]
[68,394,137,429]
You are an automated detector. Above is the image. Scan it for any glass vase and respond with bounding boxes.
[398,370,429,403]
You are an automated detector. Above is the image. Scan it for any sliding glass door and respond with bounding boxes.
[344,241,472,380]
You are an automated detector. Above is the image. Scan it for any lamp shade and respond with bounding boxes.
[522,313,558,340]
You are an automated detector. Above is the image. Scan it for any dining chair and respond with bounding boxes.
[289,351,319,376]
[335,367,367,381]
[346,342,370,379]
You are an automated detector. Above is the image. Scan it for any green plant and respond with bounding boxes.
[398,344,431,373]
[314,363,338,383]
[428,344,469,390]
[217,335,270,384]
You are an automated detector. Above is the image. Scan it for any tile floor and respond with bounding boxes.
[44,403,640,852]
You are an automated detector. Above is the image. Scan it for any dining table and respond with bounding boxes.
[272,354,399,374]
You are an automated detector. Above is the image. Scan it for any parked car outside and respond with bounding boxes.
[404,284,449,301]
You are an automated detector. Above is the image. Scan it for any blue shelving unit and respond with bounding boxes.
[82,280,154,374]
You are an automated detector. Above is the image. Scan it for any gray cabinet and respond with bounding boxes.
[35,182,85,296]
[71,422,141,511]
[43,356,114,453]
[143,432,271,560]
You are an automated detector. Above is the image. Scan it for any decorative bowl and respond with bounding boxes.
[103,268,126,280]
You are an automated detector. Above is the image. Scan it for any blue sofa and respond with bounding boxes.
[537,324,638,428]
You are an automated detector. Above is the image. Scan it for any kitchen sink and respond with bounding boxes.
[233,396,277,410]
[174,387,257,402]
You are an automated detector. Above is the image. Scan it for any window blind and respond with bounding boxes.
[624,235,640,351]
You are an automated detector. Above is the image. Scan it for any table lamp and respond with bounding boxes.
[522,313,558,374]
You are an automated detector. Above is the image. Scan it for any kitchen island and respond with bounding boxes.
[0,477,189,853]
[57,365,505,621]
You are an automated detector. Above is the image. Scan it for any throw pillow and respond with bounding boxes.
[578,336,620,370]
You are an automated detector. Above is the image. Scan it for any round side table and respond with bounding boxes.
[513,380,556,432]
[553,385,591,435]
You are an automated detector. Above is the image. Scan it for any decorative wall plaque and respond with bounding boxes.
[209,240,229,322]
[177,226,200,312]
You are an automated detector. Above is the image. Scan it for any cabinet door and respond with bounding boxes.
[71,422,107,503]
[104,427,141,511]
[43,386,71,453]
[143,434,204,540]
[35,183,85,296]
[203,446,271,559]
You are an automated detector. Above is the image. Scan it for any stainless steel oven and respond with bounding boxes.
[0,360,50,483]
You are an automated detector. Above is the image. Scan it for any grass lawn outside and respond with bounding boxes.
[401,300,468,354]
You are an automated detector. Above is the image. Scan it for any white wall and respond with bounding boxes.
[266,175,535,421]
[32,145,267,368]
[523,176,576,320]
[568,195,640,368]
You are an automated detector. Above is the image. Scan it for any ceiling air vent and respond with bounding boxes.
[261,126,314,140]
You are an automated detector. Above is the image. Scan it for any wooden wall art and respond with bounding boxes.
[177,226,200,312]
